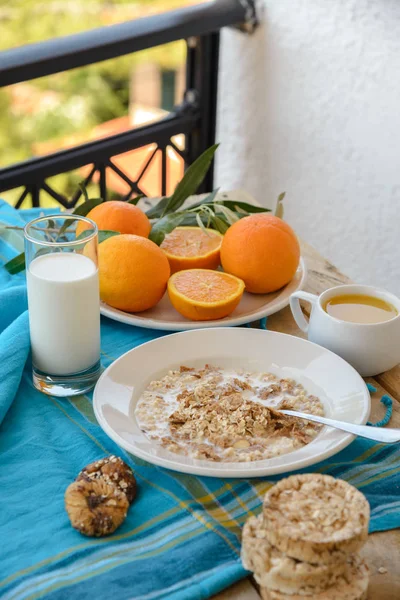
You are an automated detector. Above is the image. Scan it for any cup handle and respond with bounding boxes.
[290,291,319,333]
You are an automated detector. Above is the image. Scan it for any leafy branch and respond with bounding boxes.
[3,229,119,275]
[146,144,220,219]
[2,143,285,275]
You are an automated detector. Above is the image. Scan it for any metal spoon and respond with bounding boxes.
[279,410,400,443]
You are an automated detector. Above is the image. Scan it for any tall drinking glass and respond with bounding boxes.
[24,215,101,396]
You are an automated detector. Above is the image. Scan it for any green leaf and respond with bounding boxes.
[146,144,219,218]
[210,215,230,234]
[127,194,145,205]
[75,230,97,242]
[195,212,205,231]
[149,212,186,245]
[187,192,270,215]
[167,211,230,232]
[214,204,240,225]
[184,188,220,211]
[3,252,26,275]
[172,213,200,227]
[145,196,170,219]
[44,219,58,243]
[162,144,219,216]
[75,229,120,244]
[59,197,104,235]
[148,189,219,223]
[79,182,90,203]
[274,192,286,219]
[3,230,119,276]
[73,197,104,217]
[0,223,25,253]
[98,230,120,244]
[277,192,286,203]
[217,200,270,214]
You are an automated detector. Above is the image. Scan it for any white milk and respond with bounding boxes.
[27,253,100,376]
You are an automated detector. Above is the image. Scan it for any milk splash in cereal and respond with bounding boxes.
[135,365,324,462]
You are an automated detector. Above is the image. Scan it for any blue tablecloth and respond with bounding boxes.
[0,200,399,600]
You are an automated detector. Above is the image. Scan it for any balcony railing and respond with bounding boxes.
[0,0,257,209]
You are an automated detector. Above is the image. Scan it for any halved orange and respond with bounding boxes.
[160,226,223,274]
[168,269,245,321]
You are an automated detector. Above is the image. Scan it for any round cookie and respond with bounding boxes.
[263,474,369,564]
[259,558,369,600]
[76,455,137,503]
[65,479,129,537]
[241,514,350,595]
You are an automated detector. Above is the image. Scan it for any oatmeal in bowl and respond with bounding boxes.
[135,364,324,463]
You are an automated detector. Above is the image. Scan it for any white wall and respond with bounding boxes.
[216,0,400,295]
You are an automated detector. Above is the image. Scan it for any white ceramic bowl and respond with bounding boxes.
[93,328,370,478]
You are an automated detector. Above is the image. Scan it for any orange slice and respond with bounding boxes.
[160,226,223,274]
[168,269,245,321]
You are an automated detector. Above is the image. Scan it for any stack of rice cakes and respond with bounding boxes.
[241,474,370,600]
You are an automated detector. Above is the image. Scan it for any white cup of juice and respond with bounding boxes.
[290,284,400,376]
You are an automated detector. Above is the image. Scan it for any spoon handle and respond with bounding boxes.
[280,410,400,443]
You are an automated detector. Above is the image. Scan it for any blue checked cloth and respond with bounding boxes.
[0,200,399,600]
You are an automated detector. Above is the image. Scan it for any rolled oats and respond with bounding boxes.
[136,365,324,462]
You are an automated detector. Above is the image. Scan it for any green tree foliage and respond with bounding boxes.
[0,0,188,206]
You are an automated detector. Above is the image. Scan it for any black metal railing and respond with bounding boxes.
[0,0,256,208]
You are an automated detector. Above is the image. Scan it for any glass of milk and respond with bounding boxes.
[24,215,101,397]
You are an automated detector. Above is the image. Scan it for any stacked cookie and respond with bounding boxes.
[241,474,370,600]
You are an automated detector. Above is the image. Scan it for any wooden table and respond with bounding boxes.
[213,241,400,600]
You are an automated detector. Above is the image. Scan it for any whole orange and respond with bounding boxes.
[220,214,300,293]
[99,234,170,312]
[76,201,151,238]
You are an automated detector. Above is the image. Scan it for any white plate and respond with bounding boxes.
[93,328,370,478]
[100,258,307,331]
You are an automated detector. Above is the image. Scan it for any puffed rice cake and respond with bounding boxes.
[259,557,369,600]
[262,474,369,565]
[241,514,354,595]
